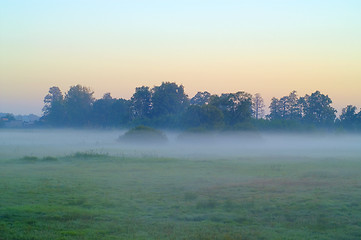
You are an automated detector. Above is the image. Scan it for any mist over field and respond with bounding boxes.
[1,129,361,159]
[1,129,361,239]
[2,0,361,238]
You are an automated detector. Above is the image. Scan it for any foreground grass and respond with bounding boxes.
[1,153,361,239]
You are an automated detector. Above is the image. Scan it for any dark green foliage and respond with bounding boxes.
[130,86,152,120]
[41,86,65,125]
[42,156,58,162]
[268,91,302,121]
[40,83,360,131]
[267,90,340,131]
[92,93,115,127]
[20,156,39,162]
[338,105,361,130]
[209,91,253,126]
[71,152,109,159]
[111,98,130,126]
[182,104,224,130]
[151,82,189,118]
[119,126,168,144]
[92,93,130,127]
[340,105,358,124]
[301,91,336,126]
[252,93,265,119]
[64,85,95,126]
[19,156,58,162]
[190,91,211,105]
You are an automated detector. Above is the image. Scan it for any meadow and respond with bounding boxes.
[1,130,361,239]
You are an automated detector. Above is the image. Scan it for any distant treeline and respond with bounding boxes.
[0,113,40,128]
[40,82,361,131]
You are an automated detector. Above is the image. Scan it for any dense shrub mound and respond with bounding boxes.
[119,126,168,144]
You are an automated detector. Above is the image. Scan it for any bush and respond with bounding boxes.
[119,126,168,144]
[72,152,108,159]
[20,156,39,162]
[42,156,58,162]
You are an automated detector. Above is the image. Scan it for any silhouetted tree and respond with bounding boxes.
[39,83,351,131]
[209,91,252,125]
[182,104,224,129]
[300,91,336,126]
[252,93,265,119]
[339,105,361,130]
[285,91,303,120]
[64,85,94,126]
[340,105,357,123]
[110,98,130,126]
[42,86,65,125]
[130,86,152,120]
[190,91,211,105]
[268,97,281,120]
[92,93,130,127]
[268,91,302,121]
[151,82,189,117]
[92,93,113,126]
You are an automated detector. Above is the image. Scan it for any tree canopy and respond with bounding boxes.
[64,85,95,126]
[38,82,360,132]
[300,91,336,126]
[42,86,65,125]
[151,82,189,118]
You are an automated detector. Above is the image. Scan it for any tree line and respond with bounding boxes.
[41,82,361,131]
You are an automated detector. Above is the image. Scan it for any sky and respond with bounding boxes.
[1,0,361,115]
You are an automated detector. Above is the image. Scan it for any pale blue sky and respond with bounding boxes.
[1,0,361,114]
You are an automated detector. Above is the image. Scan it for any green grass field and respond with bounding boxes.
[1,152,361,239]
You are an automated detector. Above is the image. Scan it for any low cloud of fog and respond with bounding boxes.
[0,129,361,159]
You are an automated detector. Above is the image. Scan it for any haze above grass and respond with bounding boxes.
[1,129,361,239]
[0,129,361,159]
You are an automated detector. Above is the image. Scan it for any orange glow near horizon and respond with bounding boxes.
[1,1,361,115]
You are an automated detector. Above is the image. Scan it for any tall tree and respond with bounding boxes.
[92,93,116,127]
[64,85,94,126]
[286,91,302,120]
[42,86,65,125]
[209,91,252,125]
[300,91,336,126]
[268,97,281,120]
[252,93,265,119]
[340,105,357,123]
[339,105,360,130]
[111,98,130,126]
[268,91,302,121]
[130,86,152,120]
[190,91,211,105]
[182,104,224,129]
[151,82,189,117]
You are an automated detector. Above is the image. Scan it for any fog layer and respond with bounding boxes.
[1,129,361,159]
